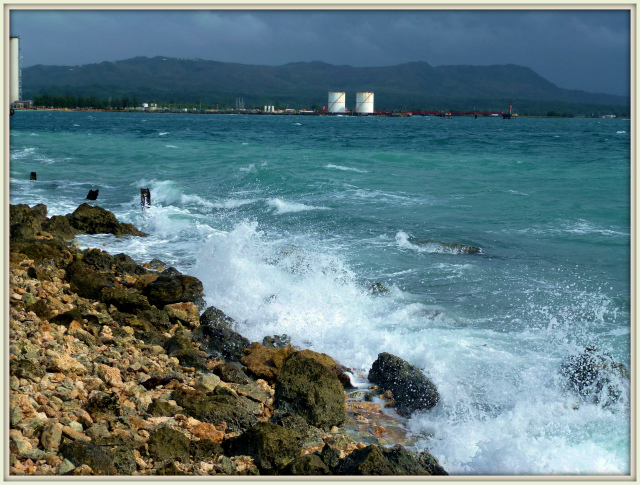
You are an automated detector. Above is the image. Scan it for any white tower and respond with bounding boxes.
[10,36,21,104]
[328,92,345,113]
[355,92,374,114]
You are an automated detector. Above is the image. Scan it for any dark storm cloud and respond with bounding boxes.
[10,9,630,96]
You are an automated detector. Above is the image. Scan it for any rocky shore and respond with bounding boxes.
[8,202,449,476]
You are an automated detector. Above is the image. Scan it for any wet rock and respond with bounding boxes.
[65,203,145,237]
[143,273,205,308]
[200,306,236,329]
[193,324,251,363]
[262,334,292,348]
[367,352,439,418]
[269,412,325,447]
[559,346,630,406]
[223,422,302,475]
[369,282,390,295]
[50,308,84,327]
[147,426,191,463]
[275,352,346,431]
[213,363,250,384]
[113,253,149,276]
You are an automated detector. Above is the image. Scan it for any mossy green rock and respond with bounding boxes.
[274,353,346,430]
[11,239,73,265]
[11,359,46,381]
[332,444,447,475]
[65,261,116,300]
[65,203,145,237]
[147,398,181,417]
[285,453,332,475]
[171,388,258,433]
[100,286,151,313]
[148,426,191,463]
[42,215,78,241]
[143,273,204,307]
[164,330,208,370]
[224,422,302,475]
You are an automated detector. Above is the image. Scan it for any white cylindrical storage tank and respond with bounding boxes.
[355,92,374,114]
[328,92,345,113]
[10,36,20,104]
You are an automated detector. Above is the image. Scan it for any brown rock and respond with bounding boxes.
[11,395,38,419]
[240,343,280,382]
[41,423,64,451]
[191,422,225,444]
[49,355,87,375]
[96,364,124,388]
[61,426,91,442]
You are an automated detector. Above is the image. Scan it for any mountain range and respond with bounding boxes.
[22,56,629,114]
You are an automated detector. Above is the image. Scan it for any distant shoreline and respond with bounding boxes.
[10,108,625,119]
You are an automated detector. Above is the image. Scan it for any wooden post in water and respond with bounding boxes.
[30,172,37,180]
[141,188,151,209]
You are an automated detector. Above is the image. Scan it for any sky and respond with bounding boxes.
[9,9,631,97]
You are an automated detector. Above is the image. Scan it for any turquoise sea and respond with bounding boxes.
[9,111,631,474]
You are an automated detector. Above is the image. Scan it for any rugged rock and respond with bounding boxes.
[368,352,439,418]
[262,334,292,348]
[147,426,191,463]
[171,388,258,433]
[332,444,446,475]
[274,352,346,430]
[59,437,138,475]
[194,324,251,363]
[296,349,353,389]
[42,215,78,240]
[284,453,331,475]
[65,203,146,237]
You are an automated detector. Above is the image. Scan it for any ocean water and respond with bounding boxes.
[9,111,631,475]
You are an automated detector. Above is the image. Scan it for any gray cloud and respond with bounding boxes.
[10,9,630,96]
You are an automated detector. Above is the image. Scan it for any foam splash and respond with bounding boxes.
[266,198,325,215]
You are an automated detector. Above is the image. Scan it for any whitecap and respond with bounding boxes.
[158,132,169,136]
[325,164,369,173]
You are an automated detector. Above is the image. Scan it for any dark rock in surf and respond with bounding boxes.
[42,215,78,240]
[367,352,439,418]
[559,346,629,406]
[86,189,99,201]
[332,444,447,475]
[193,324,251,363]
[262,334,292,348]
[200,306,236,329]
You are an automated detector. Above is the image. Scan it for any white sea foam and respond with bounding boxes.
[267,198,325,214]
[325,164,369,173]
[165,144,179,149]
[158,132,170,136]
